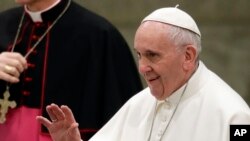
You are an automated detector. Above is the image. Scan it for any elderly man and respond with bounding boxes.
[37,6,250,141]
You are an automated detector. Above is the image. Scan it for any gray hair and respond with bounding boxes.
[167,25,202,54]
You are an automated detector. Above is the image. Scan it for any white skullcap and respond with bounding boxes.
[142,6,201,36]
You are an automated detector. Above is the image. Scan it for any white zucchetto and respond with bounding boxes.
[142,6,201,36]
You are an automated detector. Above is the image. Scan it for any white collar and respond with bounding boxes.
[156,61,208,107]
[25,0,61,22]
[156,83,187,109]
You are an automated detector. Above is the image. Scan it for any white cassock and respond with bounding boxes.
[90,61,250,141]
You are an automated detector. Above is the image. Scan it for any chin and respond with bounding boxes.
[150,88,164,100]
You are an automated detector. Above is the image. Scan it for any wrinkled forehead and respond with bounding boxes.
[135,21,172,42]
[134,22,175,52]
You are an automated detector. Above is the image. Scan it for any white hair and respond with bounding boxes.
[167,25,202,54]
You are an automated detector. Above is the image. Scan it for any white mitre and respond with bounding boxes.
[142,5,201,37]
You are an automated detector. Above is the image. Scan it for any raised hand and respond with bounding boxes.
[36,103,82,141]
[0,52,27,83]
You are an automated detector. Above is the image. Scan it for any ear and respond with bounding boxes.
[182,45,197,71]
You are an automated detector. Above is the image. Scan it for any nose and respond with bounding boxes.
[138,58,151,74]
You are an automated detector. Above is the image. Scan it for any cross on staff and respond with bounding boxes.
[0,90,17,124]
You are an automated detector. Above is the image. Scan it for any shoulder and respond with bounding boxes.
[188,62,250,122]
[0,7,23,39]
[199,70,250,122]
[67,2,117,31]
[0,7,23,20]
[103,87,155,126]
[206,69,248,108]
[123,88,155,110]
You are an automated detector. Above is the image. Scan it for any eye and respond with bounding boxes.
[145,51,160,63]
[136,52,141,59]
[146,52,157,58]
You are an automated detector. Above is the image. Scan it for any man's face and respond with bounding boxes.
[134,22,187,100]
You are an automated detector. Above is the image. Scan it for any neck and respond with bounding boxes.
[163,62,198,100]
[25,0,60,12]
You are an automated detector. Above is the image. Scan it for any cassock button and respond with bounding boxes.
[159,128,164,134]
[32,35,39,40]
[22,90,31,96]
[24,77,33,82]
[157,132,163,138]
[162,115,168,122]
[164,102,171,109]
[28,63,36,68]
[35,22,42,27]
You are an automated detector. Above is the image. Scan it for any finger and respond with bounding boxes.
[51,104,66,121]
[0,55,26,73]
[46,104,60,122]
[36,116,52,128]
[1,52,27,70]
[61,105,77,123]
[69,122,79,130]
[12,53,27,69]
[3,65,20,77]
[7,59,26,73]
[0,71,19,83]
[47,104,66,122]
[68,122,81,139]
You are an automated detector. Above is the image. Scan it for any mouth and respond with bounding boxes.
[148,76,160,82]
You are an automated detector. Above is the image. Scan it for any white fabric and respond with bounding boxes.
[90,61,250,141]
[149,84,186,141]
[25,0,61,22]
[142,7,201,36]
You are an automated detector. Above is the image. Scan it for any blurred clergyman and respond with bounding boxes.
[0,0,143,140]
